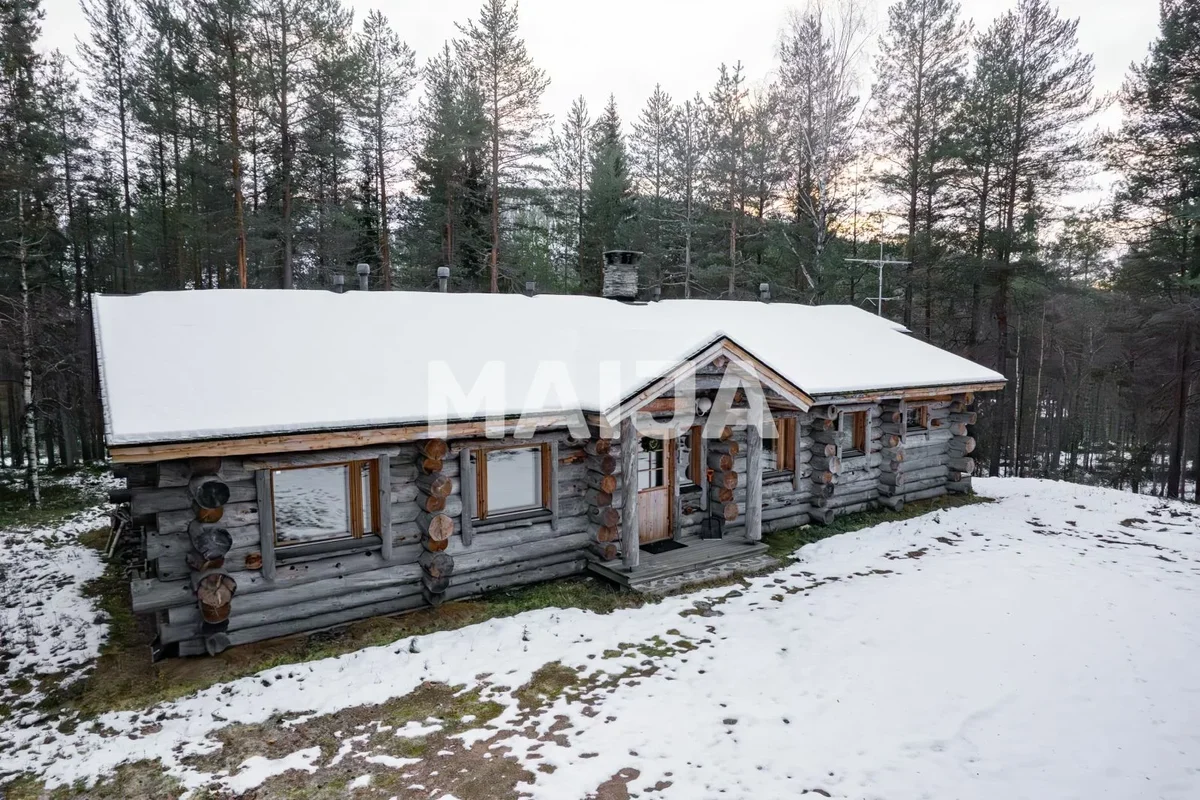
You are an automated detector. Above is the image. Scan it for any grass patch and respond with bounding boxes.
[2,760,184,800]
[762,492,992,562]
[0,479,96,531]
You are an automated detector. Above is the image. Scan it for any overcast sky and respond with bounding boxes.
[37,0,1160,205]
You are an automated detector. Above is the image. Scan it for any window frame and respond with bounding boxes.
[905,404,930,434]
[471,443,553,522]
[268,459,381,550]
[678,426,703,490]
[763,417,796,477]
[841,411,868,458]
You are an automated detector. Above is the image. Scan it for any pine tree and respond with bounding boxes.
[455,0,549,292]
[549,94,590,283]
[870,0,969,331]
[666,94,706,297]
[42,51,91,307]
[355,9,415,290]
[79,0,139,292]
[630,84,673,289]
[704,62,748,297]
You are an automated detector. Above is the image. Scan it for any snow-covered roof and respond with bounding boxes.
[93,290,1004,446]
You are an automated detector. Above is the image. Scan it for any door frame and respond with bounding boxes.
[637,435,675,544]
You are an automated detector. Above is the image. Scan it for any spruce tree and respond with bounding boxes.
[581,94,634,294]
[549,94,590,283]
[631,84,673,289]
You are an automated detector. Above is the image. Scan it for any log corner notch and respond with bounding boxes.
[703,425,738,537]
[584,429,622,562]
[946,393,977,494]
[416,439,452,606]
[807,407,843,525]
[187,457,236,655]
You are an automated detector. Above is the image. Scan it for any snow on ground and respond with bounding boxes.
[0,472,118,716]
[2,477,1199,799]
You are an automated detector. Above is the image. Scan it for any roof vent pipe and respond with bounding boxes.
[759,282,771,303]
[602,250,642,301]
[357,263,370,291]
[333,274,345,294]
[652,286,662,302]
[437,266,450,293]
[524,280,537,296]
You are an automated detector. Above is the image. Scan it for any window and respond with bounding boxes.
[763,417,796,474]
[271,461,379,547]
[678,427,702,487]
[906,404,929,433]
[638,437,667,489]
[471,444,551,520]
[842,411,868,456]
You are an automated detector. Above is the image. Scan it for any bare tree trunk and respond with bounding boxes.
[18,192,40,507]
[1167,321,1191,499]
[228,17,247,289]
[1030,303,1047,476]
[489,77,500,293]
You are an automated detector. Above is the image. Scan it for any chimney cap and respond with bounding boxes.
[356,262,370,275]
[436,266,450,279]
[603,250,643,266]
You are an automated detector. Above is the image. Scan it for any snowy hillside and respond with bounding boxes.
[2,477,1198,799]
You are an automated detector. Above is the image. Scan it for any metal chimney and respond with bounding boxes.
[524,280,537,296]
[333,274,345,294]
[356,263,370,291]
[602,250,641,301]
[759,282,771,303]
[437,266,450,293]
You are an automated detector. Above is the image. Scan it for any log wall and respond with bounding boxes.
[127,430,596,657]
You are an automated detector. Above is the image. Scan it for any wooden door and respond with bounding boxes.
[637,436,673,543]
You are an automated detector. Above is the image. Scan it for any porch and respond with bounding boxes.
[587,533,776,594]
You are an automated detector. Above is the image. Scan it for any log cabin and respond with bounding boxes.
[93,252,1004,658]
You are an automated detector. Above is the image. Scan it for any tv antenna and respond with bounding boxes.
[844,242,910,316]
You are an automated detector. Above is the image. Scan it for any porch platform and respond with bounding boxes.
[587,534,777,594]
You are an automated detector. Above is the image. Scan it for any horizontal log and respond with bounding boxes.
[393,495,463,525]
[810,470,838,486]
[902,465,950,483]
[707,452,734,472]
[417,438,449,460]
[585,488,613,507]
[709,486,734,503]
[877,494,904,512]
[587,506,620,528]
[188,520,232,562]
[131,480,255,517]
[444,558,585,603]
[948,422,969,437]
[708,440,740,457]
[810,442,837,458]
[903,485,949,503]
[419,551,455,579]
[157,459,253,488]
[416,472,452,499]
[589,455,618,475]
[712,470,738,490]
[715,501,738,522]
[810,456,841,474]
[591,525,619,543]
[589,542,618,561]
[155,501,256,536]
[879,471,906,487]
[585,472,618,493]
[947,457,975,473]
[416,491,446,513]
[419,512,453,541]
[809,508,835,526]
[946,479,972,494]
[417,456,443,474]
[812,431,850,447]
[947,436,977,456]
[810,405,839,420]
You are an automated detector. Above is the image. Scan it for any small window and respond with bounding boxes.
[271,461,379,547]
[638,437,667,489]
[471,444,551,521]
[678,426,702,487]
[842,411,868,456]
[906,405,929,432]
[763,417,795,474]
